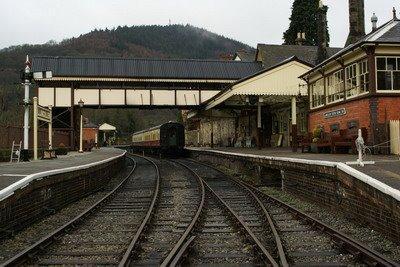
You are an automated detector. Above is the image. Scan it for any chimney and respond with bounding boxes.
[295,32,306,46]
[317,1,328,64]
[345,0,366,46]
[371,13,378,32]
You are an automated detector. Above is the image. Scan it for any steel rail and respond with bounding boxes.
[119,154,161,267]
[2,156,137,267]
[160,160,205,267]
[170,236,196,267]
[246,180,399,267]
[165,158,278,265]
[189,159,399,267]
[229,174,289,267]
[183,158,288,266]
[200,177,279,266]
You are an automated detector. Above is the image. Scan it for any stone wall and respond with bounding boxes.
[0,156,125,239]
[188,149,400,242]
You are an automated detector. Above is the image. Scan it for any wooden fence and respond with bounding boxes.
[0,125,70,150]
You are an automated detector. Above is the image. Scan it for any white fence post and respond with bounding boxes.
[33,97,38,160]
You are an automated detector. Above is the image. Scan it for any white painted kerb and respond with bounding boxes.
[0,150,126,202]
[187,148,400,202]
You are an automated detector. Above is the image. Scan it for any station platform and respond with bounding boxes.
[187,147,400,193]
[0,148,126,199]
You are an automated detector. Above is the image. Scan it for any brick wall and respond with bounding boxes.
[0,156,125,238]
[308,96,400,146]
[83,128,98,143]
[308,98,371,134]
[282,169,400,241]
[376,97,400,123]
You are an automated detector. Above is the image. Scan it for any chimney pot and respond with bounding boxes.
[371,13,378,31]
[296,32,306,46]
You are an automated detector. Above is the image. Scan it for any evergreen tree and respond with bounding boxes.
[283,0,330,46]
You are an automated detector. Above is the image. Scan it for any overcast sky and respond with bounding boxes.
[0,0,398,50]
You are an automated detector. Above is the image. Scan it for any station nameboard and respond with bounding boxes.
[324,108,346,119]
[38,105,51,122]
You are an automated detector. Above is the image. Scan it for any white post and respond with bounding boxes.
[291,96,297,125]
[291,96,298,152]
[356,129,364,166]
[257,101,262,128]
[48,106,52,150]
[33,97,38,160]
[79,114,83,153]
[95,132,98,148]
[23,56,30,150]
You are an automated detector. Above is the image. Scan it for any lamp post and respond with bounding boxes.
[21,56,32,161]
[78,99,84,153]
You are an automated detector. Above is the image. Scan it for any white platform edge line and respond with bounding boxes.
[187,148,400,202]
[0,150,127,202]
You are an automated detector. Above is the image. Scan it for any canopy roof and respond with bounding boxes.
[205,56,312,110]
[31,56,262,81]
[99,123,116,131]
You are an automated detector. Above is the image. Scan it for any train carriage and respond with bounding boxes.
[131,122,185,155]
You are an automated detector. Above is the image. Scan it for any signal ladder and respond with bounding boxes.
[10,141,22,163]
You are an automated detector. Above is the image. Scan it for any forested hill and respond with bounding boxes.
[0,24,253,133]
[0,24,253,69]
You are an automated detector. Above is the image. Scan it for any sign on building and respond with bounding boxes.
[324,108,346,119]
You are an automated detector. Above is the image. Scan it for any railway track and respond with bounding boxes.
[172,159,398,267]
[125,159,205,266]
[3,154,397,266]
[1,155,160,266]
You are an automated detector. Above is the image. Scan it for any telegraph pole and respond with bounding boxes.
[21,55,32,161]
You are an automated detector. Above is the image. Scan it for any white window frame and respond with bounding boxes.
[376,56,400,92]
[310,78,325,109]
[326,69,344,104]
[345,59,369,100]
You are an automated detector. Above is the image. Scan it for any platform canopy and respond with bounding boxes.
[99,123,116,132]
[204,56,312,110]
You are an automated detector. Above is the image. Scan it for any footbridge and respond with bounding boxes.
[31,56,261,148]
[33,56,261,108]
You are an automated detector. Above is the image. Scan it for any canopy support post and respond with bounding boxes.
[291,96,298,152]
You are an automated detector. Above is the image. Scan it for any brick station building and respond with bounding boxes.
[300,11,400,152]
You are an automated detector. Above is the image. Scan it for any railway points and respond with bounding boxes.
[173,158,398,266]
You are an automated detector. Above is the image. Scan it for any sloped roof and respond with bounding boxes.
[256,44,342,68]
[99,123,116,131]
[204,56,312,110]
[301,17,400,77]
[31,56,262,80]
[234,50,256,62]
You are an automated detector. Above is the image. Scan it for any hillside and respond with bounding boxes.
[0,24,253,133]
